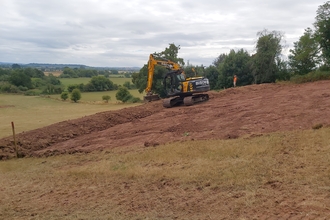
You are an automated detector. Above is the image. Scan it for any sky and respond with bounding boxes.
[0,0,327,68]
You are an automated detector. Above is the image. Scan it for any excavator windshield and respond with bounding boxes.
[176,73,186,82]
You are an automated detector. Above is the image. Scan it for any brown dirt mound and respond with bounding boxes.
[1,80,330,159]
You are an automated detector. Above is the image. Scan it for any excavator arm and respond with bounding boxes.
[144,54,182,101]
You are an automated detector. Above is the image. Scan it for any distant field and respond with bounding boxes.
[0,94,141,138]
[59,77,133,88]
[44,71,62,77]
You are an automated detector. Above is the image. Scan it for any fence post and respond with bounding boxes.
[11,122,18,158]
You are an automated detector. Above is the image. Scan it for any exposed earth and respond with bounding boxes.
[1,81,330,159]
[1,81,330,219]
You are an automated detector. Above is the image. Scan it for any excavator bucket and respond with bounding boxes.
[143,94,160,102]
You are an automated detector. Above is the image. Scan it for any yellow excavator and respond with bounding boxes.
[144,54,210,108]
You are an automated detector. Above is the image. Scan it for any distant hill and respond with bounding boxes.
[0,62,141,72]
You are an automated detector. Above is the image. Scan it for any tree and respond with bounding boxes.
[314,1,330,63]
[85,75,114,91]
[216,49,253,88]
[61,91,69,100]
[111,69,119,75]
[153,43,185,66]
[212,53,227,67]
[70,89,81,102]
[204,66,219,90]
[12,64,21,69]
[123,81,133,89]
[116,87,132,103]
[9,70,32,89]
[61,67,78,78]
[102,95,111,103]
[288,28,320,75]
[251,29,285,83]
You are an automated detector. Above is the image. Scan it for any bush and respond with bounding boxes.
[116,87,133,103]
[9,85,20,93]
[41,84,63,94]
[102,95,111,103]
[123,81,136,89]
[24,90,41,96]
[129,97,141,103]
[70,89,81,103]
[290,71,330,84]
[61,91,69,100]
[18,86,28,91]
[0,82,12,92]
[67,83,84,92]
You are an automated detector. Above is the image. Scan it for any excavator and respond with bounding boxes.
[144,54,210,108]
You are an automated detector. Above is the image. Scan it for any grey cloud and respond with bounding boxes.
[0,0,327,67]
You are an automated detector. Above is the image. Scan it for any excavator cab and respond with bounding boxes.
[163,70,185,96]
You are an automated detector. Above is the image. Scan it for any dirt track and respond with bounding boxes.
[1,81,330,159]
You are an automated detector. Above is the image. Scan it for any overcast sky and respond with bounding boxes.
[0,0,326,67]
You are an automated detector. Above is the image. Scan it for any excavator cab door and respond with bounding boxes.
[163,70,184,97]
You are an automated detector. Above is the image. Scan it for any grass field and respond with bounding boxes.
[49,89,144,102]
[0,128,329,219]
[0,94,141,138]
[59,77,133,88]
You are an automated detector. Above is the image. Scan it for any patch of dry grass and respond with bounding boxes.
[1,128,330,219]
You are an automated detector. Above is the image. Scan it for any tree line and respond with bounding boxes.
[0,66,124,95]
[133,2,330,96]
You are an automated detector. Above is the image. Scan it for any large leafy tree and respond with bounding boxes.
[153,43,185,66]
[204,66,219,90]
[251,29,284,83]
[212,53,227,67]
[132,43,184,98]
[216,49,252,88]
[288,28,320,75]
[84,75,114,91]
[314,1,330,63]
[9,69,32,89]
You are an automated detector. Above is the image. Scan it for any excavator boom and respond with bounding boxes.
[144,54,181,102]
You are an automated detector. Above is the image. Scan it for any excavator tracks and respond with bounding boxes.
[163,97,183,108]
[163,93,209,108]
[186,93,209,105]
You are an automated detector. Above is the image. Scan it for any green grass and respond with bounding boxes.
[49,89,144,102]
[59,77,133,88]
[0,94,141,138]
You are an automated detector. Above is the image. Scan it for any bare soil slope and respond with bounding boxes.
[1,81,330,159]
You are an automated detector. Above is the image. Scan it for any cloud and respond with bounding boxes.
[0,0,326,67]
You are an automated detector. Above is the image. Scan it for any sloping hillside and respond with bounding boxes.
[1,80,330,159]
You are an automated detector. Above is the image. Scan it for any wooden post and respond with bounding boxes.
[11,122,18,158]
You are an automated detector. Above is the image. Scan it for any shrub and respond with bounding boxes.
[128,97,141,103]
[70,89,81,103]
[24,90,41,96]
[0,82,12,92]
[18,86,28,91]
[116,87,133,103]
[290,71,330,84]
[9,85,20,93]
[61,91,69,101]
[102,95,111,103]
